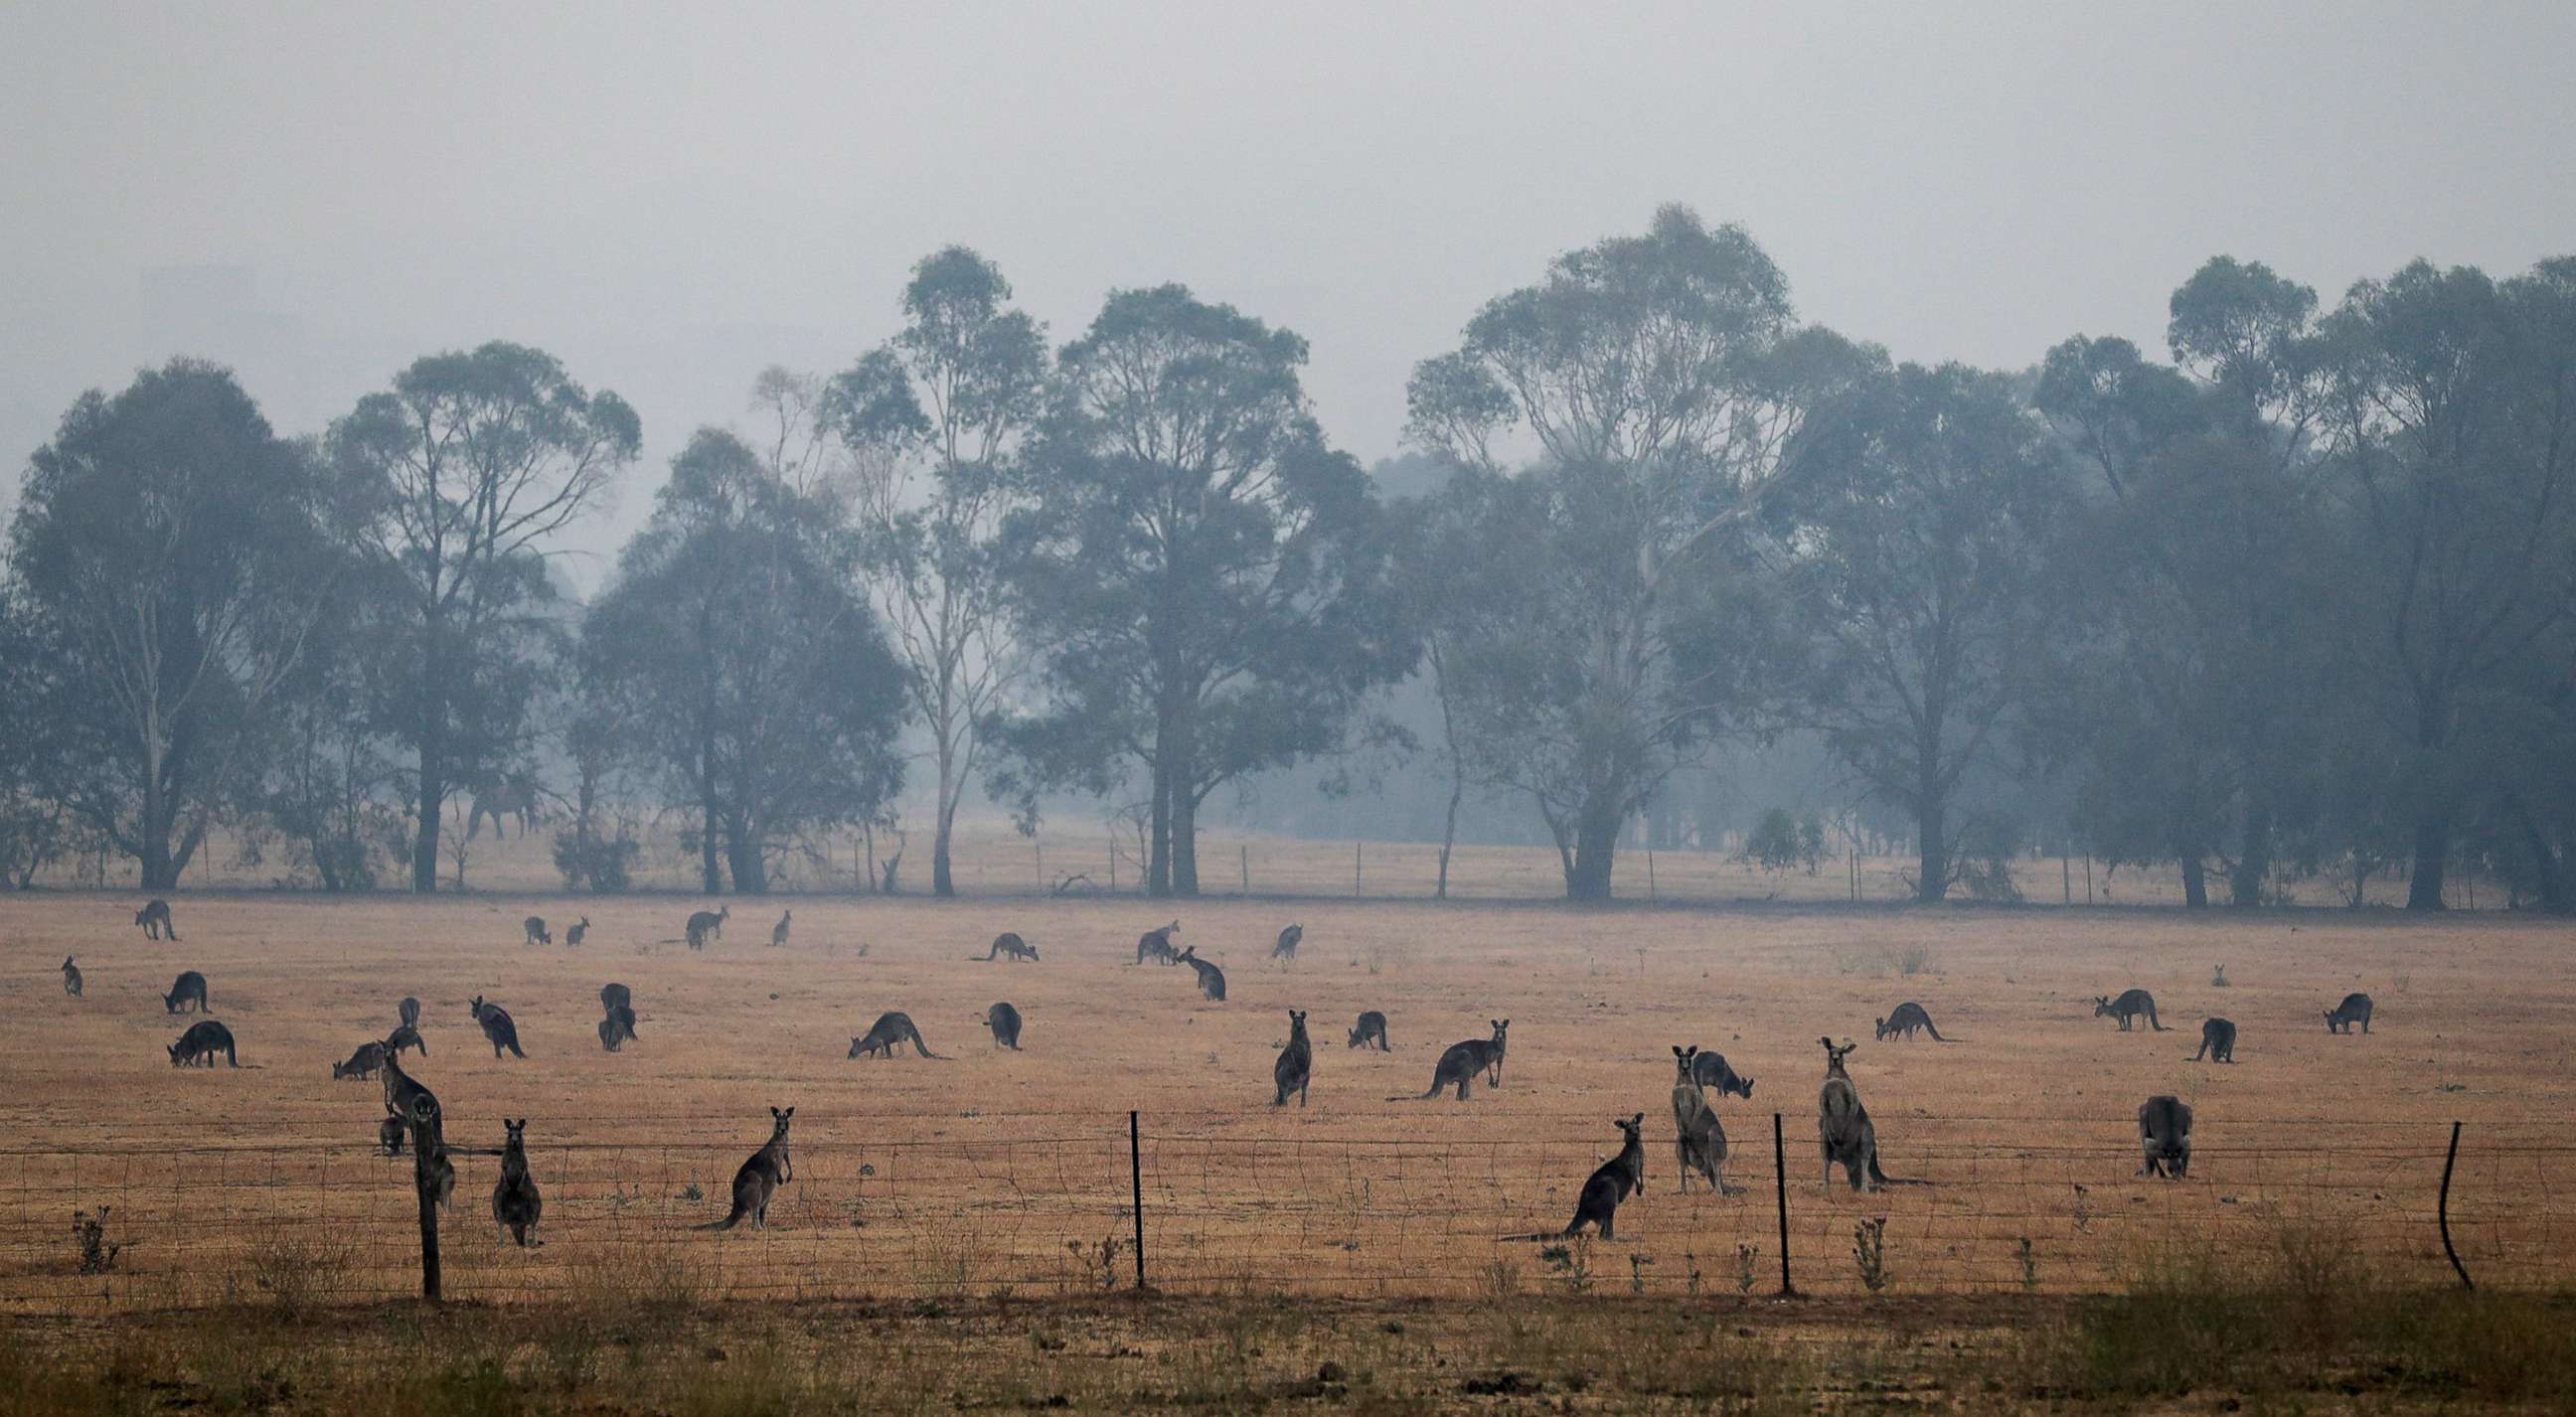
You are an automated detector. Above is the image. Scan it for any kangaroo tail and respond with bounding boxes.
[1868,1158,1933,1186]
[1493,1232,1562,1243]
[508,1039,527,1058]
[692,1206,747,1231]
[1930,1028,1957,1042]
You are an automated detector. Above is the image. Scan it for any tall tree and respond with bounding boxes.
[1406,205,1854,899]
[1787,362,2062,901]
[329,342,639,892]
[9,360,338,888]
[0,584,75,888]
[827,247,1047,896]
[994,284,1411,897]
[582,428,905,893]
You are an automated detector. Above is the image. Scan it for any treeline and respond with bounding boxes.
[3,209,2570,909]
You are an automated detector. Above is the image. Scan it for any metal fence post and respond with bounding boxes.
[1773,1112,1795,1297]
[2439,1120,2473,1291]
[1130,1110,1147,1290]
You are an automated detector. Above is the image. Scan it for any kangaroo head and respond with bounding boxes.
[1672,1044,1696,1079]
[63,957,74,969]
[504,1118,527,1146]
[2092,996,2115,1016]
[470,995,487,1016]
[1614,1112,1644,1143]
[1821,1036,1856,1074]
[769,1105,793,1137]
[1177,946,1197,962]
[166,1041,182,1064]
[1288,1009,1307,1028]
[1491,1019,1510,1045]
[1873,1017,1890,1039]
[719,906,730,921]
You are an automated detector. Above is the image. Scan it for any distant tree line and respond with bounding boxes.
[4,210,2570,909]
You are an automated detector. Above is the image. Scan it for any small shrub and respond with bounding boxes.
[1537,1241,1593,1294]
[1851,1217,1889,1293]
[1733,1243,1759,1296]
[72,1207,118,1274]
[244,1231,358,1313]
[2016,1235,2037,1292]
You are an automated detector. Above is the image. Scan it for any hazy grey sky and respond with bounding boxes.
[7,2,2572,581]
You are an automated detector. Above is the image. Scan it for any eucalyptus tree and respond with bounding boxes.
[329,342,639,892]
[10,360,340,888]
[1405,205,1858,900]
[827,247,1047,896]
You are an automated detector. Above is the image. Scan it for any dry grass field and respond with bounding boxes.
[2,831,2571,1326]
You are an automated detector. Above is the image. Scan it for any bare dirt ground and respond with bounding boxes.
[2,832,2570,1317]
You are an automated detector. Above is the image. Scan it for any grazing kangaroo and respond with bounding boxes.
[2093,989,2168,1031]
[2137,1096,2193,1179]
[696,1107,794,1231]
[984,1002,1024,1049]
[974,932,1040,963]
[1874,1001,1954,1042]
[168,1020,237,1067]
[1347,1010,1389,1050]
[492,1119,543,1246]
[600,982,631,1016]
[163,970,210,1015]
[597,1005,638,1052]
[848,1011,946,1059]
[685,906,729,950]
[399,996,421,1029]
[62,957,81,999]
[1671,1046,1734,1194]
[1817,1037,1926,1192]
[1505,1115,1648,1241]
[334,1040,390,1081]
[134,898,177,940]
[469,997,526,1059]
[1273,1010,1313,1107]
[565,916,589,947]
[522,915,551,946]
[1690,1051,1755,1100]
[2325,993,2374,1034]
[1392,1020,1509,1101]
[2190,1018,2237,1063]
[770,909,791,948]
[1135,921,1182,965]
[1175,946,1226,1001]
[1271,923,1303,964]
[387,1023,427,1057]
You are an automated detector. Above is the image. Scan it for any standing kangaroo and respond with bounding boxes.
[1135,921,1182,965]
[492,1118,543,1246]
[984,1002,1024,1049]
[380,1045,442,1154]
[1505,1115,1648,1241]
[770,909,791,948]
[2190,1018,2237,1063]
[2325,993,2374,1033]
[1392,1020,1509,1101]
[334,1040,390,1081]
[134,899,177,940]
[62,958,81,999]
[163,970,210,1014]
[1873,1002,1954,1042]
[974,933,1041,962]
[522,915,551,946]
[1175,946,1225,1001]
[565,917,589,948]
[696,1107,793,1231]
[2137,1096,2193,1179]
[399,996,421,1030]
[1817,1037,1926,1192]
[1347,1011,1389,1050]
[2093,989,2168,1031]
[469,997,526,1059]
[1690,1051,1755,1100]
[848,1011,946,1059]
[1671,1046,1734,1194]
[597,1005,638,1052]
[1273,1010,1313,1107]
[1271,923,1303,964]
[600,982,631,1015]
[168,1020,238,1067]
[685,906,729,950]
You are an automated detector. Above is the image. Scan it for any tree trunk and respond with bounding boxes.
[2228,803,2274,908]
[2406,810,2450,911]
[410,729,444,894]
[2179,854,2209,909]
[724,818,767,894]
[2504,796,2570,913]
[1146,748,1172,899]
[931,744,957,898]
[1172,788,1201,898]
[1914,797,1948,904]
[1565,793,1621,901]
[1436,769,1463,901]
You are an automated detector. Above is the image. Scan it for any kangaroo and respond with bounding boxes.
[469,997,526,1059]
[1271,923,1303,964]
[1817,1037,1927,1192]
[600,982,631,1016]
[770,909,791,948]
[848,1011,946,1059]
[399,996,421,1030]
[1347,1010,1390,1050]
[565,916,589,948]
[1671,1046,1733,1194]
[696,1107,794,1231]
[1273,1010,1313,1107]
[168,1020,238,1067]
[492,1119,543,1246]
[2137,1095,2193,1179]
[1135,920,1182,965]
[2190,1017,2237,1063]
[1505,1115,1648,1241]
[973,932,1041,963]
[134,898,177,940]
[522,915,551,946]
[2093,989,2168,1031]
[2325,993,2374,1034]
[1874,1001,1954,1042]
[597,1005,638,1052]
[685,905,729,950]
[380,1044,442,1151]
[1175,946,1226,1002]
[1690,1051,1755,1100]
[984,1002,1024,1049]
[163,970,210,1015]
[387,1023,427,1057]
[1392,1020,1509,1101]
[62,957,81,999]
[334,1040,390,1081]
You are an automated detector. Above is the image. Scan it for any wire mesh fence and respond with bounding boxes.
[3,1112,2563,1313]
